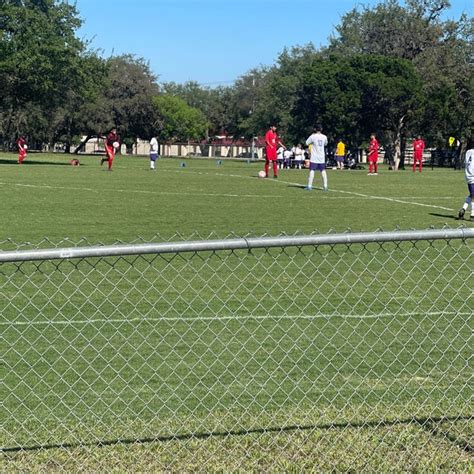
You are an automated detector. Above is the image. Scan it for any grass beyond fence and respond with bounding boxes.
[1,153,473,470]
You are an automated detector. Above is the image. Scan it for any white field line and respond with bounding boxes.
[272,176,456,211]
[0,169,456,210]
[3,311,472,327]
[0,181,279,199]
[164,169,457,212]
[331,188,455,211]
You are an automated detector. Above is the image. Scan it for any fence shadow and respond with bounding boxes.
[2,415,471,454]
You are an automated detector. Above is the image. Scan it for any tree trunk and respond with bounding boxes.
[74,134,93,154]
[393,116,405,171]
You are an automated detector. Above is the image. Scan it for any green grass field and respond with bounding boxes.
[1,153,473,471]
[0,151,472,243]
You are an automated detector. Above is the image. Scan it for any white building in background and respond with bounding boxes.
[71,136,264,159]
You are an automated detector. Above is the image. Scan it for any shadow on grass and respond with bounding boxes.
[0,158,77,167]
[287,184,307,189]
[429,213,461,221]
[2,415,472,454]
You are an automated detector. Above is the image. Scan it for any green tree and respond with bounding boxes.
[152,95,208,142]
[163,81,231,138]
[52,52,111,153]
[328,0,473,150]
[0,0,87,148]
[105,55,161,149]
[248,48,422,168]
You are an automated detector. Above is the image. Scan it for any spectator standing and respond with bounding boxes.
[277,145,285,169]
[293,144,304,169]
[283,148,292,169]
[335,138,345,170]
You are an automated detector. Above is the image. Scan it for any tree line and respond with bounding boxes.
[1,0,472,163]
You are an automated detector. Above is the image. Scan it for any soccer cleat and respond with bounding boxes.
[373,173,378,175]
[457,208,465,220]
[100,158,105,166]
[304,186,312,191]
[273,175,278,179]
[323,187,328,192]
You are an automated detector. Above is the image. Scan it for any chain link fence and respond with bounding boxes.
[1,229,473,470]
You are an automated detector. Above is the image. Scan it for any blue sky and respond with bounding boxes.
[75,0,472,86]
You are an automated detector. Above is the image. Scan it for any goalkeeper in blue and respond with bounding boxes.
[457,138,474,221]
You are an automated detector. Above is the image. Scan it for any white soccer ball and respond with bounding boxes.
[113,141,119,149]
[23,144,28,150]
[258,170,266,178]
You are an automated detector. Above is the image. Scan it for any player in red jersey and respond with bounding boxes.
[17,136,27,164]
[264,125,285,178]
[412,135,425,173]
[101,127,119,171]
[368,134,379,175]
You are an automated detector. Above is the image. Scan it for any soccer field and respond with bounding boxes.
[0,152,471,243]
[1,153,473,471]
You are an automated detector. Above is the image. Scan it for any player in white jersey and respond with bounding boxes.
[457,139,474,221]
[149,136,159,170]
[292,144,304,169]
[305,125,328,191]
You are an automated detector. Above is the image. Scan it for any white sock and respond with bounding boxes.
[150,161,155,169]
[463,197,471,210]
[308,170,315,188]
[321,170,328,189]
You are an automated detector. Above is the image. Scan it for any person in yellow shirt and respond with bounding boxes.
[335,138,345,170]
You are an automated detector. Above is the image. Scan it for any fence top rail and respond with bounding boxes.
[0,228,473,263]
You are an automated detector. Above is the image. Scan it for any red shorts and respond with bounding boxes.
[266,149,277,161]
[105,144,115,160]
[368,156,378,163]
[414,154,423,162]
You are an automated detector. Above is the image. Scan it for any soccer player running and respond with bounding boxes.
[305,125,328,191]
[457,138,474,221]
[264,125,284,178]
[101,127,119,171]
[368,133,379,175]
[17,136,27,164]
[149,135,159,171]
[412,135,425,173]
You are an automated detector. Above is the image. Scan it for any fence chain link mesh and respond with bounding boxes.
[1,230,473,470]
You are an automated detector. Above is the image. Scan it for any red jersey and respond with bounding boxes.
[413,139,425,159]
[265,129,278,160]
[17,137,26,149]
[368,138,379,161]
[106,131,118,147]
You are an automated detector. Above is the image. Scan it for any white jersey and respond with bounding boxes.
[465,149,474,183]
[150,137,159,153]
[306,132,328,164]
[293,146,304,161]
[277,146,285,159]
